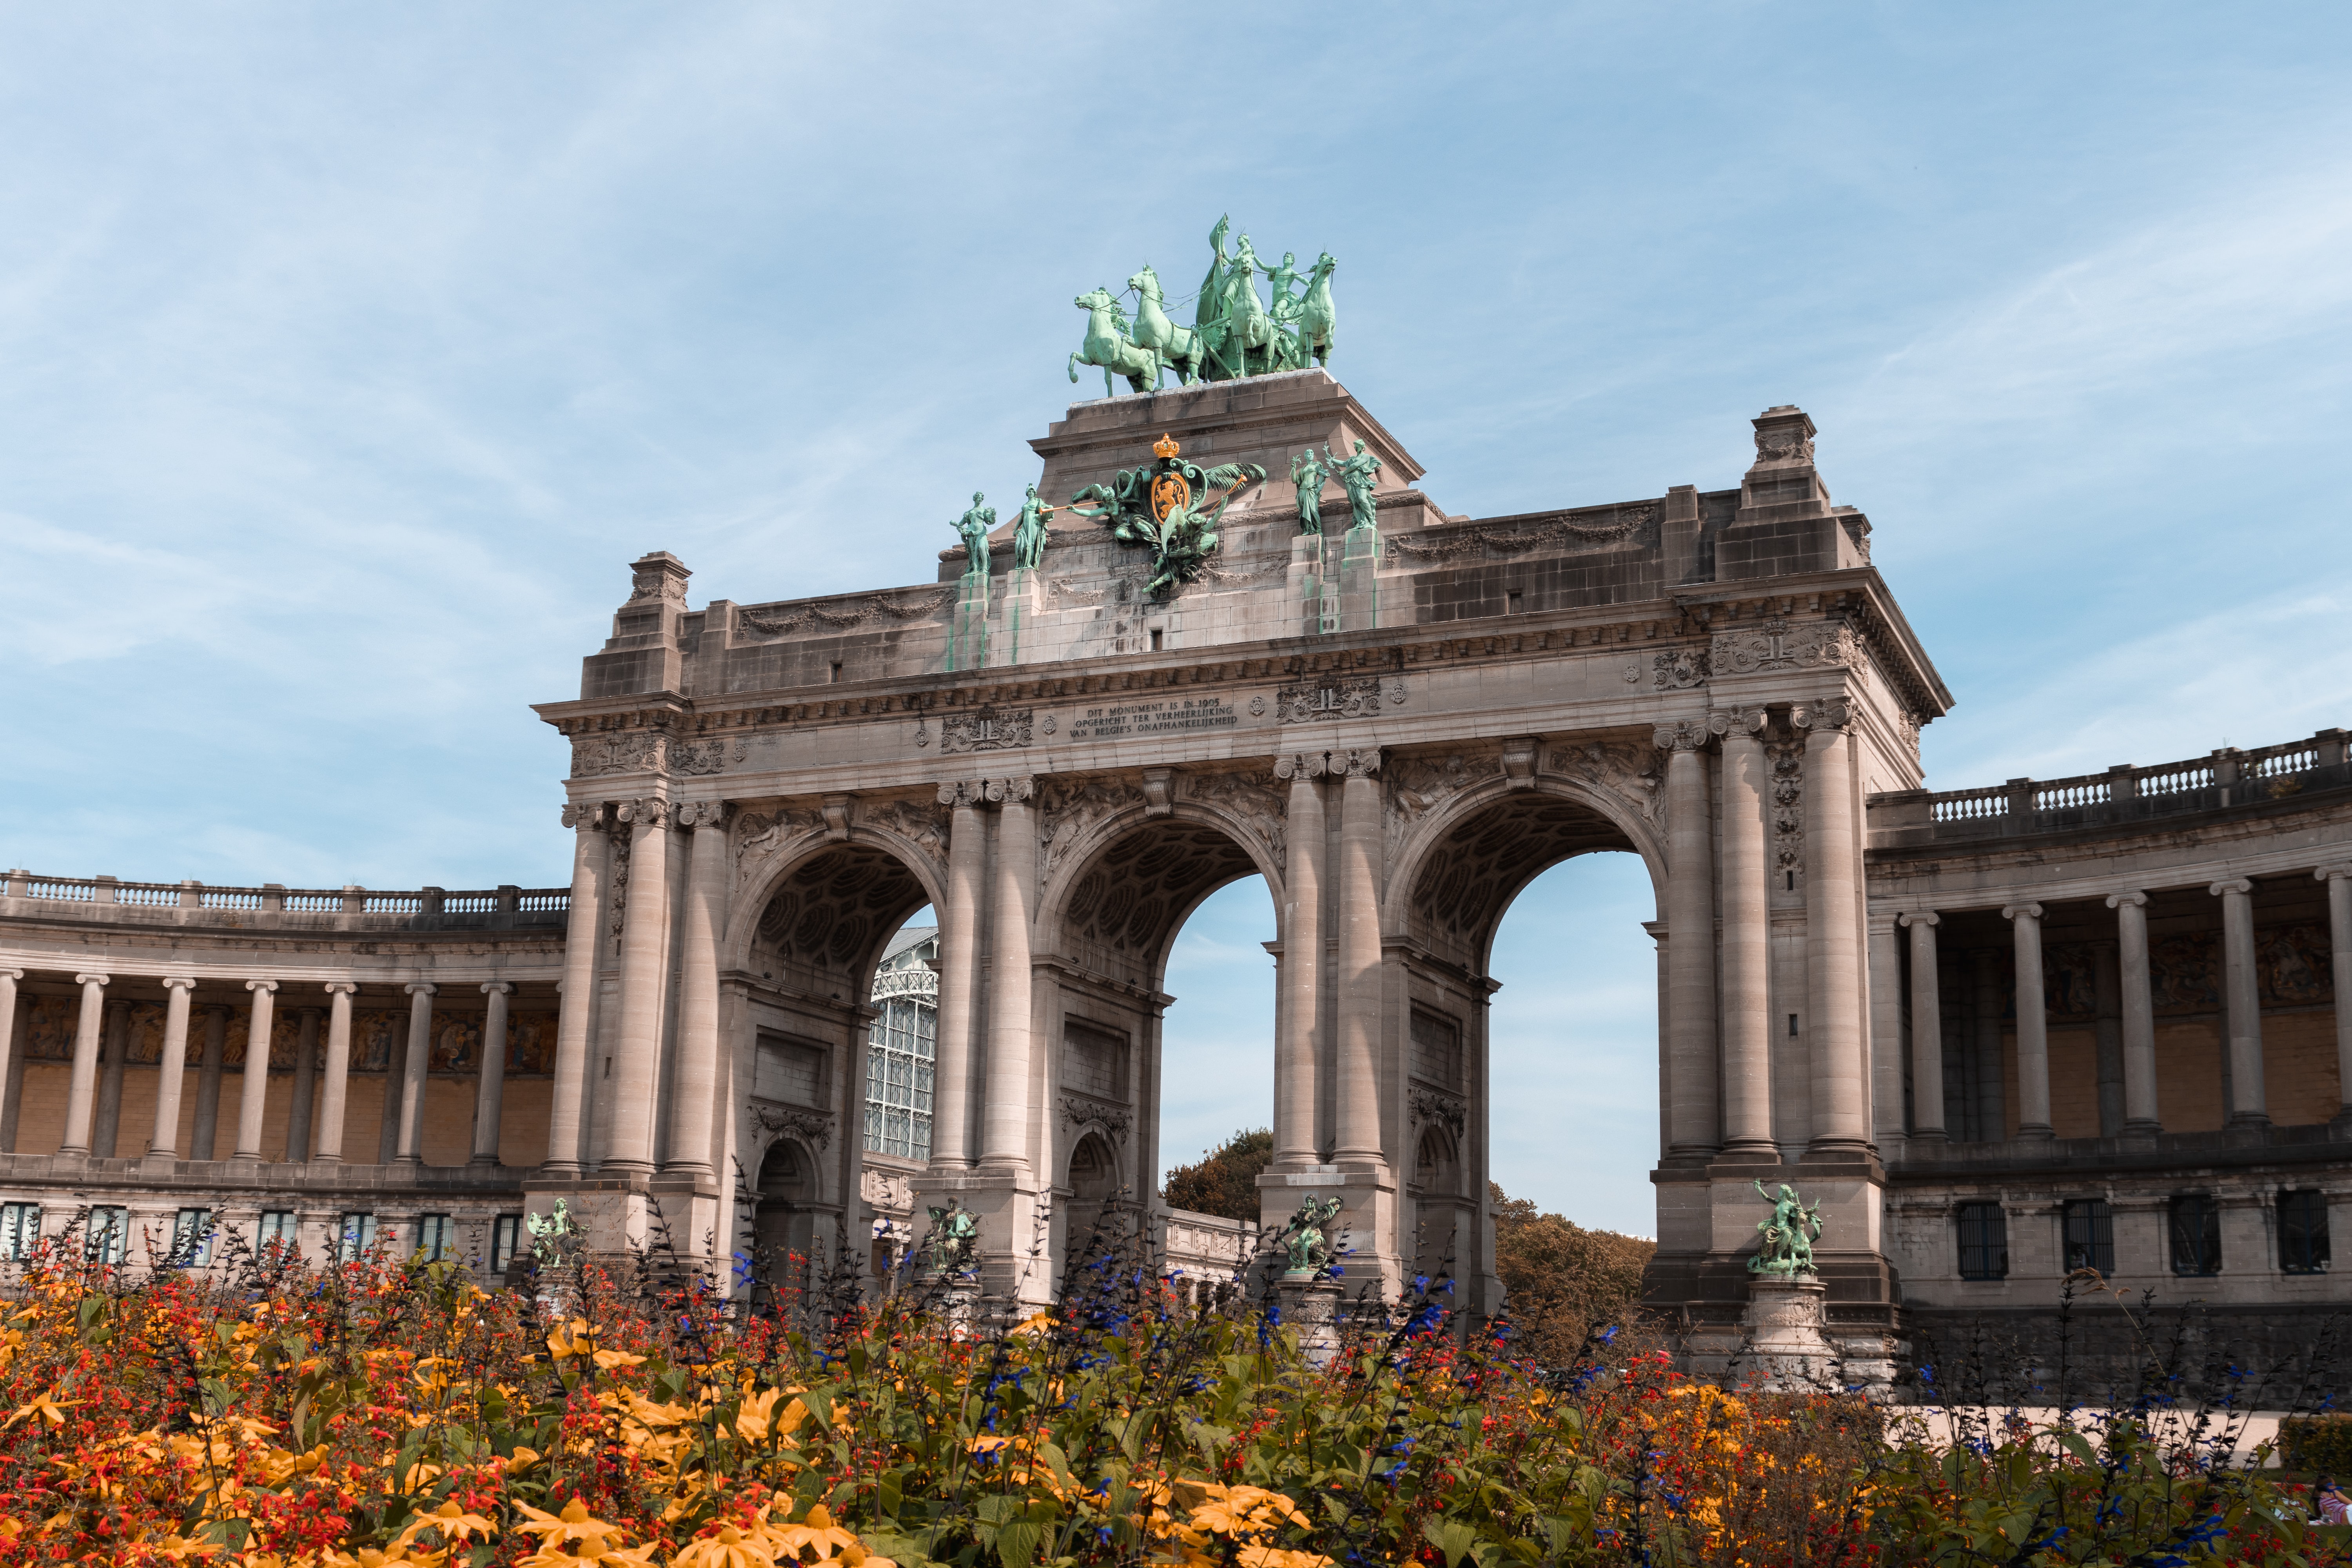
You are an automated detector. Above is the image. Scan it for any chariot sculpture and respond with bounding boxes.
[1069,216,1338,397]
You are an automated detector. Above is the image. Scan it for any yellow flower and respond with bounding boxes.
[3,1390,79,1429]
[673,1525,780,1568]
[393,1499,500,1552]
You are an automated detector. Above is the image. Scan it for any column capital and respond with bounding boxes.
[2106,889,2149,910]
[2001,902,2044,922]
[1338,747,1383,779]
[404,982,438,998]
[74,972,109,987]
[2209,877,2254,897]
[937,779,985,806]
[616,796,671,829]
[677,799,733,829]
[983,775,1036,803]
[561,800,613,831]
[1708,706,1768,737]
[245,978,279,995]
[2317,863,2352,883]
[1791,695,1851,732]
[1898,911,1940,928]
[322,981,359,996]
[481,980,516,996]
[0,967,22,982]
[1274,751,1328,779]
[1651,719,1709,752]
[161,975,197,993]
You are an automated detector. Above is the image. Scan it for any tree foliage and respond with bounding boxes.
[1160,1127,1274,1222]
[1489,1181,1655,1364]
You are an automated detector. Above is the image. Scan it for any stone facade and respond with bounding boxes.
[2,369,2345,1388]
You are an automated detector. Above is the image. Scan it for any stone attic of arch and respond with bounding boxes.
[4,369,2350,1387]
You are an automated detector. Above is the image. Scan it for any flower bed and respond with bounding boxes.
[0,1228,2335,1566]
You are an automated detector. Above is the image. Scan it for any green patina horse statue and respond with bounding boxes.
[1294,252,1337,368]
[1125,267,1205,387]
[1069,289,1161,398]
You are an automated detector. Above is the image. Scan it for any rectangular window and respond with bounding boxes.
[87,1206,128,1266]
[1956,1201,2008,1280]
[2280,1190,2331,1275]
[2170,1195,2222,1276]
[491,1214,523,1274]
[2063,1199,2114,1275]
[1063,1020,1129,1101]
[0,1203,40,1261]
[257,1211,299,1253]
[864,996,936,1161]
[415,1213,455,1263]
[1410,1009,1463,1087]
[338,1212,377,1262]
[171,1207,213,1268]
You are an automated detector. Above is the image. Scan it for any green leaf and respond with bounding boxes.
[879,1470,904,1519]
[996,1520,1042,1568]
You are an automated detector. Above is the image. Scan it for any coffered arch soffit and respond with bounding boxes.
[730,836,942,993]
[1039,808,1271,991]
[1385,775,1663,975]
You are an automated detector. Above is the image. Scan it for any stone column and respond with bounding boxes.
[0,970,20,1154]
[287,1007,321,1161]
[1795,698,1867,1155]
[931,782,984,1169]
[93,1000,130,1158]
[982,778,1038,1172]
[606,795,673,1175]
[473,982,514,1166]
[2092,943,2124,1138]
[191,1004,228,1160]
[394,982,436,1165]
[666,801,731,1178]
[314,983,357,1163]
[60,972,109,1157]
[2106,891,2160,1138]
[148,977,197,1159]
[1332,749,1385,1165]
[1900,914,1945,1140]
[2002,903,2054,1140]
[2319,866,2352,1128]
[547,802,611,1174]
[1654,722,1719,1158]
[1274,753,1327,1170]
[231,980,278,1161]
[1711,707,1774,1156]
[2211,877,2267,1129]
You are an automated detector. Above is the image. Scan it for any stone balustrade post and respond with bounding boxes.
[2210,878,2267,1130]
[191,1004,229,1160]
[60,973,109,1158]
[395,982,436,1166]
[314,983,357,1163]
[2320,866,2352,1129]
[148,978,197,1160]
[605,797,673,1175]
[982,777,1038,1173]
[1655,722,1720,1159]
[546,802,611,1174]
[2002,903,2054,1140]
[1274,752,1327,1170]
[931,782,985,1170]
[1900,913,1945,1140]
[1332,749,1385,1166]
[2106,890,2160,1137]
[1711,707,1775,1156]
[232,980,279,1161]
[665,800,732,1180]
[474,982,514,1166]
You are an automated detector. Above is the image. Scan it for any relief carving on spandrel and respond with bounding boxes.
[732,804,823,886]
[1385,749,1490,865]
[1545,742,1666,831]
[1038,776,1147,881]
[864,798,948,868]
[1183,769,1287,870]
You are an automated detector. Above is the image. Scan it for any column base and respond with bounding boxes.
[2016,1123,2056,1142]
[468,1154,504,1169]
[139,1152,180,1178]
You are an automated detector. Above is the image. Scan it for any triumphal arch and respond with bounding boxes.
[7,220,2352,1381]
[535,359,1935,1333]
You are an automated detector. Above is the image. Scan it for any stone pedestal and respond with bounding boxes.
[1276,1272,1343,1365]
[1290,534,1334,637]
[1337,522,1379,632]
[946,572,989,672]
[991,567,1040,668]
[1741,1274,1835,1391]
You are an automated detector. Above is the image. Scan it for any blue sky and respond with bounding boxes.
[5,6,2349,1231]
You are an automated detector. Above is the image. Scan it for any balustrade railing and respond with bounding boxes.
[2,873,567,917]
[1918,727,2346,831]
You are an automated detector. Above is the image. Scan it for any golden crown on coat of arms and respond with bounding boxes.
[1152,432,1181,460]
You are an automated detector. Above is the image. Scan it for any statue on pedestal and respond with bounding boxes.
[1322,440,1382,532]
[1277,1194,1344,1276]
[1011,485,1054,572]
[1748,1180,1823,1277]
[1289,450,1328,535]
[924,1203,980,1276]
[952,493,996,577]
